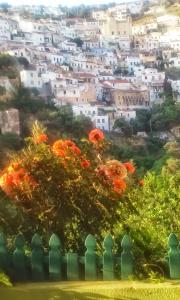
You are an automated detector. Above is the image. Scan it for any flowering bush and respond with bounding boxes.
[0,123,137,249]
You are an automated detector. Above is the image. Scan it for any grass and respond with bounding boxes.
[1,281,180,300]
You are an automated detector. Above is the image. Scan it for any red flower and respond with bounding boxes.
[65,140,75,147]
[71,145,81,155]
[89,128,104,144]
[36,134,48,144]
[81,160,90,168]
[113,178,126,194]
[123,162,135,174]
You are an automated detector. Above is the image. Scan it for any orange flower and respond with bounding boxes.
[52,140,66,156]
[113,178,126,194]
[123,162,135,174]
[0,174,14,187]
[81,160,90,168]
[35,134,48,144]
[12,162,20,170]
[139,179,144,186]
[89,128,104,144]
[105,160,127,180]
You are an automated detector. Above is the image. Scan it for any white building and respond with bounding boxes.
[170,80,180,94]
[20,69,43,89]
[61,41,77,52]
[126,56,141,73]
[72,104,110,131]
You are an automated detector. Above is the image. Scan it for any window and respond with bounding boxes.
[31,73,33,77]
[97,119,100,123]
[102,119,105,123]
[31,80,34,84]
[112,31,114,35]
[64,91,66,95]
[73,91,76,94]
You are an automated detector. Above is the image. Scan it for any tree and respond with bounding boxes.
[71,37,83,48]
[166,67,180,80]
[17,56,29,68]
[113,117,133,136]
[130,109,151,133]
[151,97,180,132]
[0,54,16,68]
[10,86,45,113]
[163,79,173,97]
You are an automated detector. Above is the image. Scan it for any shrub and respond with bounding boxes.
[0,272,12,287]
[0,123,136,250]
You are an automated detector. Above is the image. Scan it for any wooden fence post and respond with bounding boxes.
[13,233,27,281]
[49,233,62,281]
[103,234,114,280]
[31,233,44,281]
[121,235,133,280]
[67,252,79,280]
[0,232,9,273]
[85,234,97,280]
[168,233,180,279]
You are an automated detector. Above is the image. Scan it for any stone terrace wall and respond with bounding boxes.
[0,108,20,135]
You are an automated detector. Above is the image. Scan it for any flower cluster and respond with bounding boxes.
[52,139,81,157]
[0,127,136,202]
[0,162,37,197]
[97,160,135,194]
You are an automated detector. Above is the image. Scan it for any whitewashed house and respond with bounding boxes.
[20,69,43,89]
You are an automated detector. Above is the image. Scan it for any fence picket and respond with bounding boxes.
[0,232,9,273]
[49,233,62,281]
[168,233,180,279]
[121,235,133,280]
[13,233,27,281]
[103,234,114,280]
[67,252,79,280]
[85,234,97,280]
[31,233,44,281]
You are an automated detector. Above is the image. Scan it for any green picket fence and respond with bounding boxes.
[0,232,180,282]
[0,233,132,282]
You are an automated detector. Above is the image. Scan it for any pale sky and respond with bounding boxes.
[4,0,126,7]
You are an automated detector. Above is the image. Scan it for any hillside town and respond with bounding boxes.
[0,1,179,134]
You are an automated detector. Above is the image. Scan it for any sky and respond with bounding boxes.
[4,0,127,7]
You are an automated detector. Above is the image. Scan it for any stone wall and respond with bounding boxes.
[0,109,20,135]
